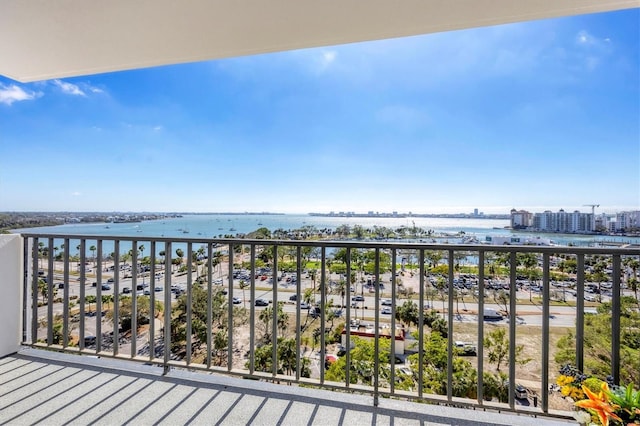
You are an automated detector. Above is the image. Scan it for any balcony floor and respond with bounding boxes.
[1,348,571,426]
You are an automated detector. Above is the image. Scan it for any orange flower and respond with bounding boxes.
[575,383,622,426]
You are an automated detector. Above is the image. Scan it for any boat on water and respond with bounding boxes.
[229,228,237,232]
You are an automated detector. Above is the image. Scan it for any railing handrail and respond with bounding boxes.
[18,232,640,255]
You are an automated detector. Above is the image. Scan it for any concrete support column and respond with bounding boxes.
[0,234,22,357]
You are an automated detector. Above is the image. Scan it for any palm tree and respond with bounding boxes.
[159,250,166,270]
[86,295,97,313]
[175,248,184,272]
[75,244,82,271]
[623,257,639,302]
[89,245,97,266]
[38,241,45,269]
[239,280,249,308]
[196,246,206,276]
[102,294,113,310]
[138,244,146,285]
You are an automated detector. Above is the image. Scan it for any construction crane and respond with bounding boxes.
[583,204,599,231]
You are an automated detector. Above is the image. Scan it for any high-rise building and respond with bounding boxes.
[510,209,533,229]
[615,211,640,232]
[531,209,593,233]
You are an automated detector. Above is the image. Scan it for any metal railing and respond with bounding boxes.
[20,233,640,418]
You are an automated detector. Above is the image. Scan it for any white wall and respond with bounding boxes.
[0,234,22,357]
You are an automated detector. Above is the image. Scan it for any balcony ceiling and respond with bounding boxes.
[1,0,638,83]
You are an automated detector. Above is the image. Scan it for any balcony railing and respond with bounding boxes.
[17,233,640,420]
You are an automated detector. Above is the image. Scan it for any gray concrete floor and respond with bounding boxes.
[0,348,572,426]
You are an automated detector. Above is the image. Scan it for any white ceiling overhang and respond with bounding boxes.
[1,0,638,82]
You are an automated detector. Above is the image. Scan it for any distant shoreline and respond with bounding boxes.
[308,212,510,220]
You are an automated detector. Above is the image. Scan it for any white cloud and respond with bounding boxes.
[53,79,86,96]
[574,30,612,71]
[71,191,82,196]
[0,84,41,105]
[315,50,337,73]
[322,51,336,65]
[153,125,163,132]
[89,86,104,94]
[576,30,593,45]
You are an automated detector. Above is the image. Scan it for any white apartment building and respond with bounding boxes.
[614,210,640,232]
[530,209,594,233]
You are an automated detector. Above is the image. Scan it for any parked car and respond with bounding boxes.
[299,301,311,310]
[381,299,393,306]
[381,306,392,315]
[515,384,528,399]
[351,295,365,302]
[57,282,65,289]
[101,284,111,291]
[255,298,269,307]
[232,297,242,304]
[122,287,131,294]
[289,294,298,301]
[483,308,503,321]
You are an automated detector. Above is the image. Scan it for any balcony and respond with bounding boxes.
[1,232,639,424]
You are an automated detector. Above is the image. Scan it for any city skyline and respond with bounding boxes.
[0,9,638,215]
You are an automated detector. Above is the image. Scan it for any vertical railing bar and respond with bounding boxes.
[131,241,138,359]
[163,242,172,374]
[446,249,454,402]
[319,246,326,385]
[95,239,102,352]
[390,249,397,395]
[611,255,621,384]
[78,239,87,350]
[418,249,425,399]
[542,253,551,413]
[62,238,70,348]
[227,244,234,371]
[271,245,279,378]
[47,238,55,345]
[508,251,517,409]
[149,241,156,362]
[31,238,39,345]
[186,242,193,365]
[345,247,352,388]
[206,243,213,369]
[113,241,120,356]
[576,254,585,372]
[95,240,103,353]
[295,246,302,381]
[206,246,214,368]
[477,250,485,405]
[373,248,380,407]
[249,245,256,374]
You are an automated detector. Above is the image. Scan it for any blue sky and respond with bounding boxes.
[1,9,638,215]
